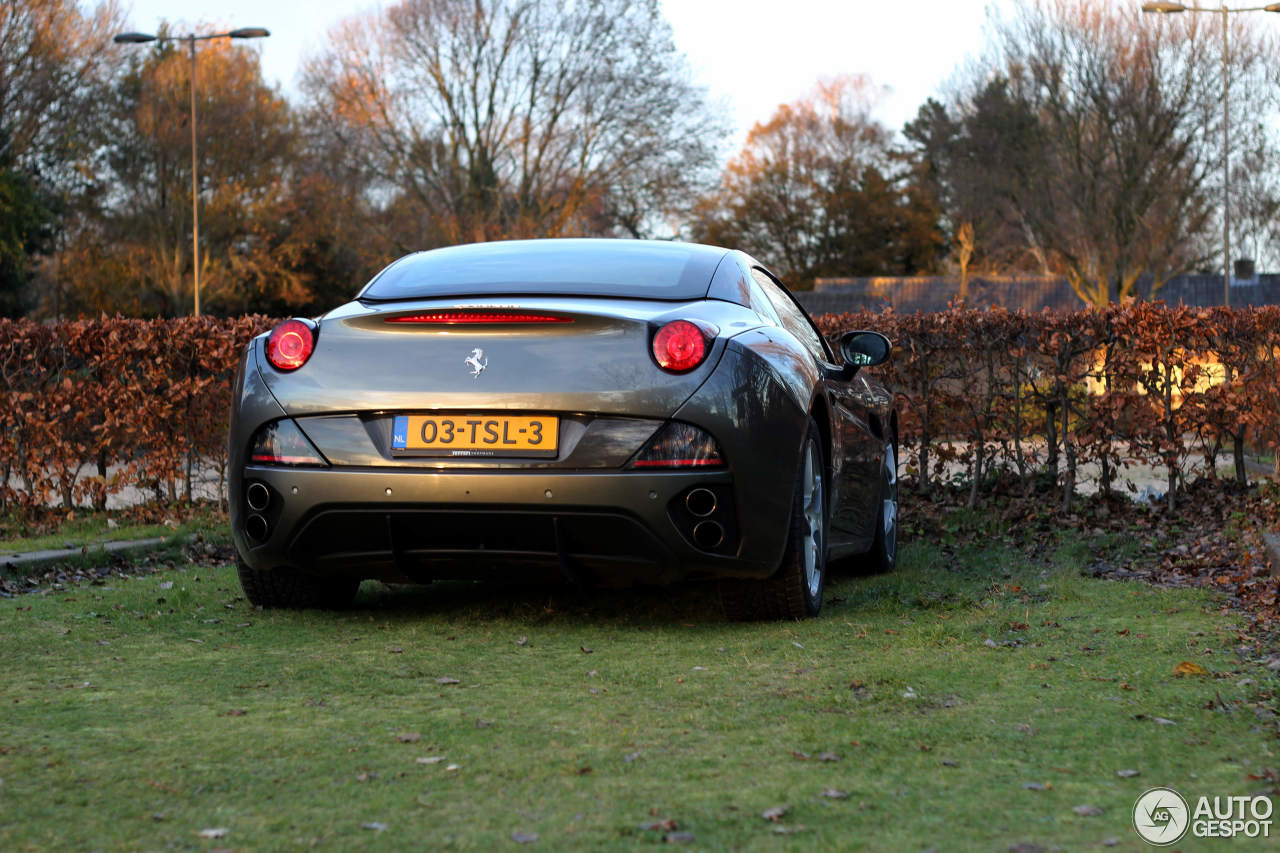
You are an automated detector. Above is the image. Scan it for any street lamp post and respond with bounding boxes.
[113,27,270,317]
[1141,3,1280,308]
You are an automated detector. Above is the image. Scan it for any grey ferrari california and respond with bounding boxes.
[229,239,898,620]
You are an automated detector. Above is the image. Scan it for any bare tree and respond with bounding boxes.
[908,0,1280,306]
[301,0,724,248]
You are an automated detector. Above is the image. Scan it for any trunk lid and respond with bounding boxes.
[259,297,733,419]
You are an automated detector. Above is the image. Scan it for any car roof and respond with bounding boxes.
[358,238,731,303]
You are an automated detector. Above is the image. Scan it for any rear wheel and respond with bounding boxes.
[862,437,898,573]
[236,558,359,609]
[721,419,827,621]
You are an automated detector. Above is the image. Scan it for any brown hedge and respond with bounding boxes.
[2,305,1277,517]
[816,302,1280,511]
[0,316,275,515]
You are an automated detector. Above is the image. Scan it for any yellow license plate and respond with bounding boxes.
[392,415,558,454]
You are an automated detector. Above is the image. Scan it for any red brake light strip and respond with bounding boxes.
[385,312,573,324]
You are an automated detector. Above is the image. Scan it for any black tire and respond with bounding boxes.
[862,436,898,574]
[236,558,359,609]
[720,419,828,621]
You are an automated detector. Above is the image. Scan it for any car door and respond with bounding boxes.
[749,268,879,545]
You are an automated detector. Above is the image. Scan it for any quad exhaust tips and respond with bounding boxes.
[244,481,273,542]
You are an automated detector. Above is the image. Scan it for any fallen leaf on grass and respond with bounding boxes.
[159,581,173,590]
[1022,782,1050,791]
[1174,660,1209,677]
[761,805,791,822]
[1073,805,1103,817]
[664,831,695,843]
[362,822,387,832]
[816,751,840,762]
[515,636,529,646]
[1116,769,1140,778]
[387,647,403,654]
[197,828,228,839]
[624,752,641,763]
[640,819,678,831]
[219,709,247,717]
[580,646,594,654]
[773,824,806,835]
[819,789,849,799]
[396,733,421,743]
[355,771,376,782]
[511,831,539,843]
[435,676,460,685]
[791,751,811,761]
[444,763,460,772]
[416,756,445,765]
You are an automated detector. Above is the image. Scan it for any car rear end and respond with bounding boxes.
[229,240,804,594]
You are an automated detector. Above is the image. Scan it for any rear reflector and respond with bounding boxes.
[248,419,328,467]
[630,421,725,469]
[385,311,573,324]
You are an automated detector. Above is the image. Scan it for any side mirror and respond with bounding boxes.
[839,330,891,372]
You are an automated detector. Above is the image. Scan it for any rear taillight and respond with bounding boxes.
[385,311,573,324]
[652,320,713,373]
[630,421,725,469]
[248,419,328,466]
[266,319,316,371]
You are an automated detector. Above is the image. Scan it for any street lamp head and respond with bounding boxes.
[228,27,270,39]
[1142,2,1187,12]
[113,32,158,43]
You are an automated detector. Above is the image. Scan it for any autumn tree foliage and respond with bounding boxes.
[301,0,723,249]
[47,36,308,317]
[0,0,126,315]
[693,76,944,286]
[907,0,1280,305]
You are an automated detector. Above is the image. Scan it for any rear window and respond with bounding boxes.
[359,239,726,302]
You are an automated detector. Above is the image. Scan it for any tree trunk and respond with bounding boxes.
[1233,426,1247,486]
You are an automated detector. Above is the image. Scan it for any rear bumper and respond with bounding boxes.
[231,465,774,584]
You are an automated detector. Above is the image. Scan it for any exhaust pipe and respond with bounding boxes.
[245,514,270,543]
[692,520,724,550]
[246,481,271,512]
[685,487,717,518]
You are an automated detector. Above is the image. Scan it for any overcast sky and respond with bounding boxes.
[117,0,1046,146]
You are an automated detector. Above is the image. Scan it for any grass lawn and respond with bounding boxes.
[0,530,1276,851]
[1,506,227,556]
